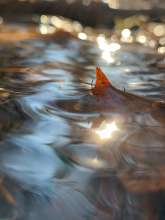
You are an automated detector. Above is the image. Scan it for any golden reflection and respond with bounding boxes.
[136,35,147,44]
[97,35,121,52]
[102,51,115,63]
[40,15,49,24]
[2,13,163,54]
[39,25,47,35]
[121,28,133,43]
[0,88,10,98]
[95,121,119,140]
[78,32,87,40]
[39,24,55,35]
[153,25,165,37]
[97,34,120,63]
[121,35,133,43]
[97,35,107,50]
[121,28,131,38]
[158,47,165,54]
[107,0,119,9]
[50,16,63,28]
[73,21,83,32]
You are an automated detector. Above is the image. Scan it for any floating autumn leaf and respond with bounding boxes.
[91,67,111,96]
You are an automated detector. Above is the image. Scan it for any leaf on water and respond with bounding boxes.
[92,67,111,96]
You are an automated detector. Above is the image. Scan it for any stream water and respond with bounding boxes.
[0,15,165,220]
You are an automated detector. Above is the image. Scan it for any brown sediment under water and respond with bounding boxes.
[0,15,165,220]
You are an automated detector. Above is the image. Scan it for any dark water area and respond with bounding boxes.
[0,15,165,220]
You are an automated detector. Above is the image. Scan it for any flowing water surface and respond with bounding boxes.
[0,16,165,220]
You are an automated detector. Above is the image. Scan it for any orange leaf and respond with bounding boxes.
[92,67,111,96]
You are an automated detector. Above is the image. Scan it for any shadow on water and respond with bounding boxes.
[0,15,165,220]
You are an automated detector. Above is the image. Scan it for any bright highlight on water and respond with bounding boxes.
[95,121,119,140]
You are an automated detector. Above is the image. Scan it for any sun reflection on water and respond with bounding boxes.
[96,35,121,63]
[78,32,87,40]
[101,51,115,63]
[95,121,119,140]
[136,34,147,44]
[37,13,165,54]
[39,24,55,35]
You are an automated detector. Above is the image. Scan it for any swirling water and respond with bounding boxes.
[0,17,165,220]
